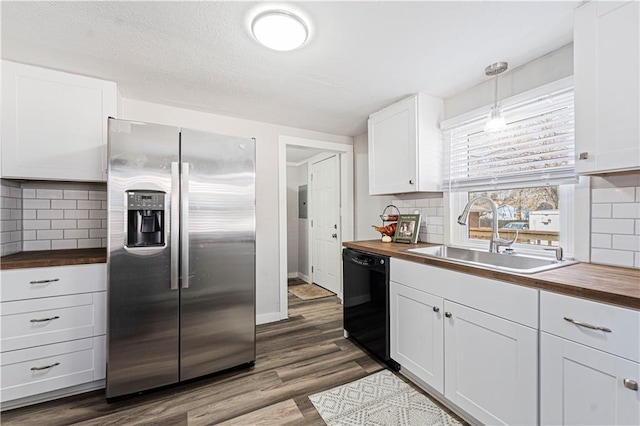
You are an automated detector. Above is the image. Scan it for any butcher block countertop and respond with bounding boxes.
[344,240,640,310]
[0,248,107,270]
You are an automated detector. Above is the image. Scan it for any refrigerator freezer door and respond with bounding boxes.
[179,129,256,381]
[107,119,180,398]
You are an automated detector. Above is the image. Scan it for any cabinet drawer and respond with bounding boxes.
[541,291,640,362]
[0,264,106,302]
[0,336,104,403]
[1,292,106,352]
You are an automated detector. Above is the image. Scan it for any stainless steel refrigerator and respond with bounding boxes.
[106,118,255,399]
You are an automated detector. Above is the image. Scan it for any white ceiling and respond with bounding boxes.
[1,1,579,137]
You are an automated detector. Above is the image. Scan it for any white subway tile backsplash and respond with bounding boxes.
[612,235,640,251]
[23,240,51,251]
[591,204,612,218]
[64,229,89,239]
[591,234,612,249]
[2,198,17,209]
[591,218,635,235]
[612,203,640,219]
[0,209,10,221]
[78,200,102,210]
[89,191,107,201]
[636,220,640,235]
[52,239,78,250]
[428,234,444,244]
[636,252,640,268]
[78,219,102,229]
[78,238,102,249]
[51,219,77,229]
[63,190,89,200]
[51,200,77,209]
[90,210,107,219]
[23,230,36,240]
[64,210,89,219]
[22,188,35,199]
[37,210,64,220]
[36,189,63,199]
[591,249,635,268]
[23,220,51,230]
[23,199,50,209]
[90,228,107,238]
[429,198,444,207]
[592,187,635,203]
[37,230,64,240]
[10,209,21,220]
[23,210,36,220]
[637,187,640,202]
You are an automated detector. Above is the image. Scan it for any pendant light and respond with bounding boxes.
[251,10,309,51]
[484,62,508,132]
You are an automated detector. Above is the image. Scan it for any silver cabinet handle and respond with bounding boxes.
[31,362,60,371]
[30,316,60,323]
[181,162,190,289]
[623,379,638,391]
[445,312,452,318]
[409,179,414,185]
[170,162,180,291]
[433,306,440,313]
[29,278,59,284]
[563,317,611,333]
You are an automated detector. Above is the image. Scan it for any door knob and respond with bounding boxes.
[433,306,440,313]
[444,312,452,318]
[331,233,338,239]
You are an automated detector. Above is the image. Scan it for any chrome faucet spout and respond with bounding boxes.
[457,195,505,253]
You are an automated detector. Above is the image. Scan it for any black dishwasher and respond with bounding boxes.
[342,248,399,371]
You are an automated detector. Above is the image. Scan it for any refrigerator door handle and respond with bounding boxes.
[181,162,190,289]
[171,162,180,290]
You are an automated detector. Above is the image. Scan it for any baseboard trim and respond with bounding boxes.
[1,380,105,411]
[256,312,284,325]
[287,272,298,279]
[298,273,310,283]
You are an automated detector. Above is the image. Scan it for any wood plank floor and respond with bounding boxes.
[1,293,462,425]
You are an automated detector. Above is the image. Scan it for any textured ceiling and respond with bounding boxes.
[1,1,579,136]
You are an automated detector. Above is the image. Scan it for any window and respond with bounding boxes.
[442,78,576,255]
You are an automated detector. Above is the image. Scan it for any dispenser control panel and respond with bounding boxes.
[127,192,165,210]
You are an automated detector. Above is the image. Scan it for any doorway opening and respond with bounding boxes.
[278,135,354,321]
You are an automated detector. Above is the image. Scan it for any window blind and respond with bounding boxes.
[443,86,575,192]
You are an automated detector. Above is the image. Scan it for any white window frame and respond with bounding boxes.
[442,76,579,260]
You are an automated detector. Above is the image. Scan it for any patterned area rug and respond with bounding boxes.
[309,370,462,426]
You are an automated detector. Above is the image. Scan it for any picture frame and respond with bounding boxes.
[393,214,421,244]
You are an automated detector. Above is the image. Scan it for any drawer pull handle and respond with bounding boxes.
[563,317,611,333]
[30,316,60,323]
[444,312,452,318]
[29,278,60,284]
[433,306,440,313]
[30,362,60,371]
[623,379,638,391]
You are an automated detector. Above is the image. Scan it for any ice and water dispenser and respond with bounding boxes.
[126,191,166,247]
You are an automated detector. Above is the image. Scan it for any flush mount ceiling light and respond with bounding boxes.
[484,62,508,132]
[251,10,309,51]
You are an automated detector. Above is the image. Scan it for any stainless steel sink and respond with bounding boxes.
[406,246,578,274]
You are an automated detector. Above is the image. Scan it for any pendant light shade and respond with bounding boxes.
[251,10,309,51]
[484,62,508,132]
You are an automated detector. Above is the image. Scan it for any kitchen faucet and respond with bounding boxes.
[457,195,517,253]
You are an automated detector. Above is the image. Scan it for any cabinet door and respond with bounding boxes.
[541,332,640,426]
[368,95,418,194]
[444,300,537,426]
[390,281,444,393]
[1,61,116,181]
[574,1,640,174]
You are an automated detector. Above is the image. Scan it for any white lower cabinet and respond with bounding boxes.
[444,301,538,426]
[541,332,640,426]
[389,258,538,426]
[390,282,444,393]
[0,264,107,407]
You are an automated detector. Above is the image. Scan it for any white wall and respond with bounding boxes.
[120,98,352,323]
[286,165,299,276]
[353,133,393,240]
[297,163,309,281]
[444,43,574,119]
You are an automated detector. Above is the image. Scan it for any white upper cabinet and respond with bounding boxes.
[1,61,117,182]
[368,94,443,194]
[574,1,640,174]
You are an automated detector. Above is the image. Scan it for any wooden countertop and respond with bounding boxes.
[0,248,107,270]
[344,240,640,310]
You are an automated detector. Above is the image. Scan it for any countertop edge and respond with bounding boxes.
[1,249,107,270]
[343,241,640,310]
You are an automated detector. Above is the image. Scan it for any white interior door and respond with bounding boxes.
[311,155,341,295]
